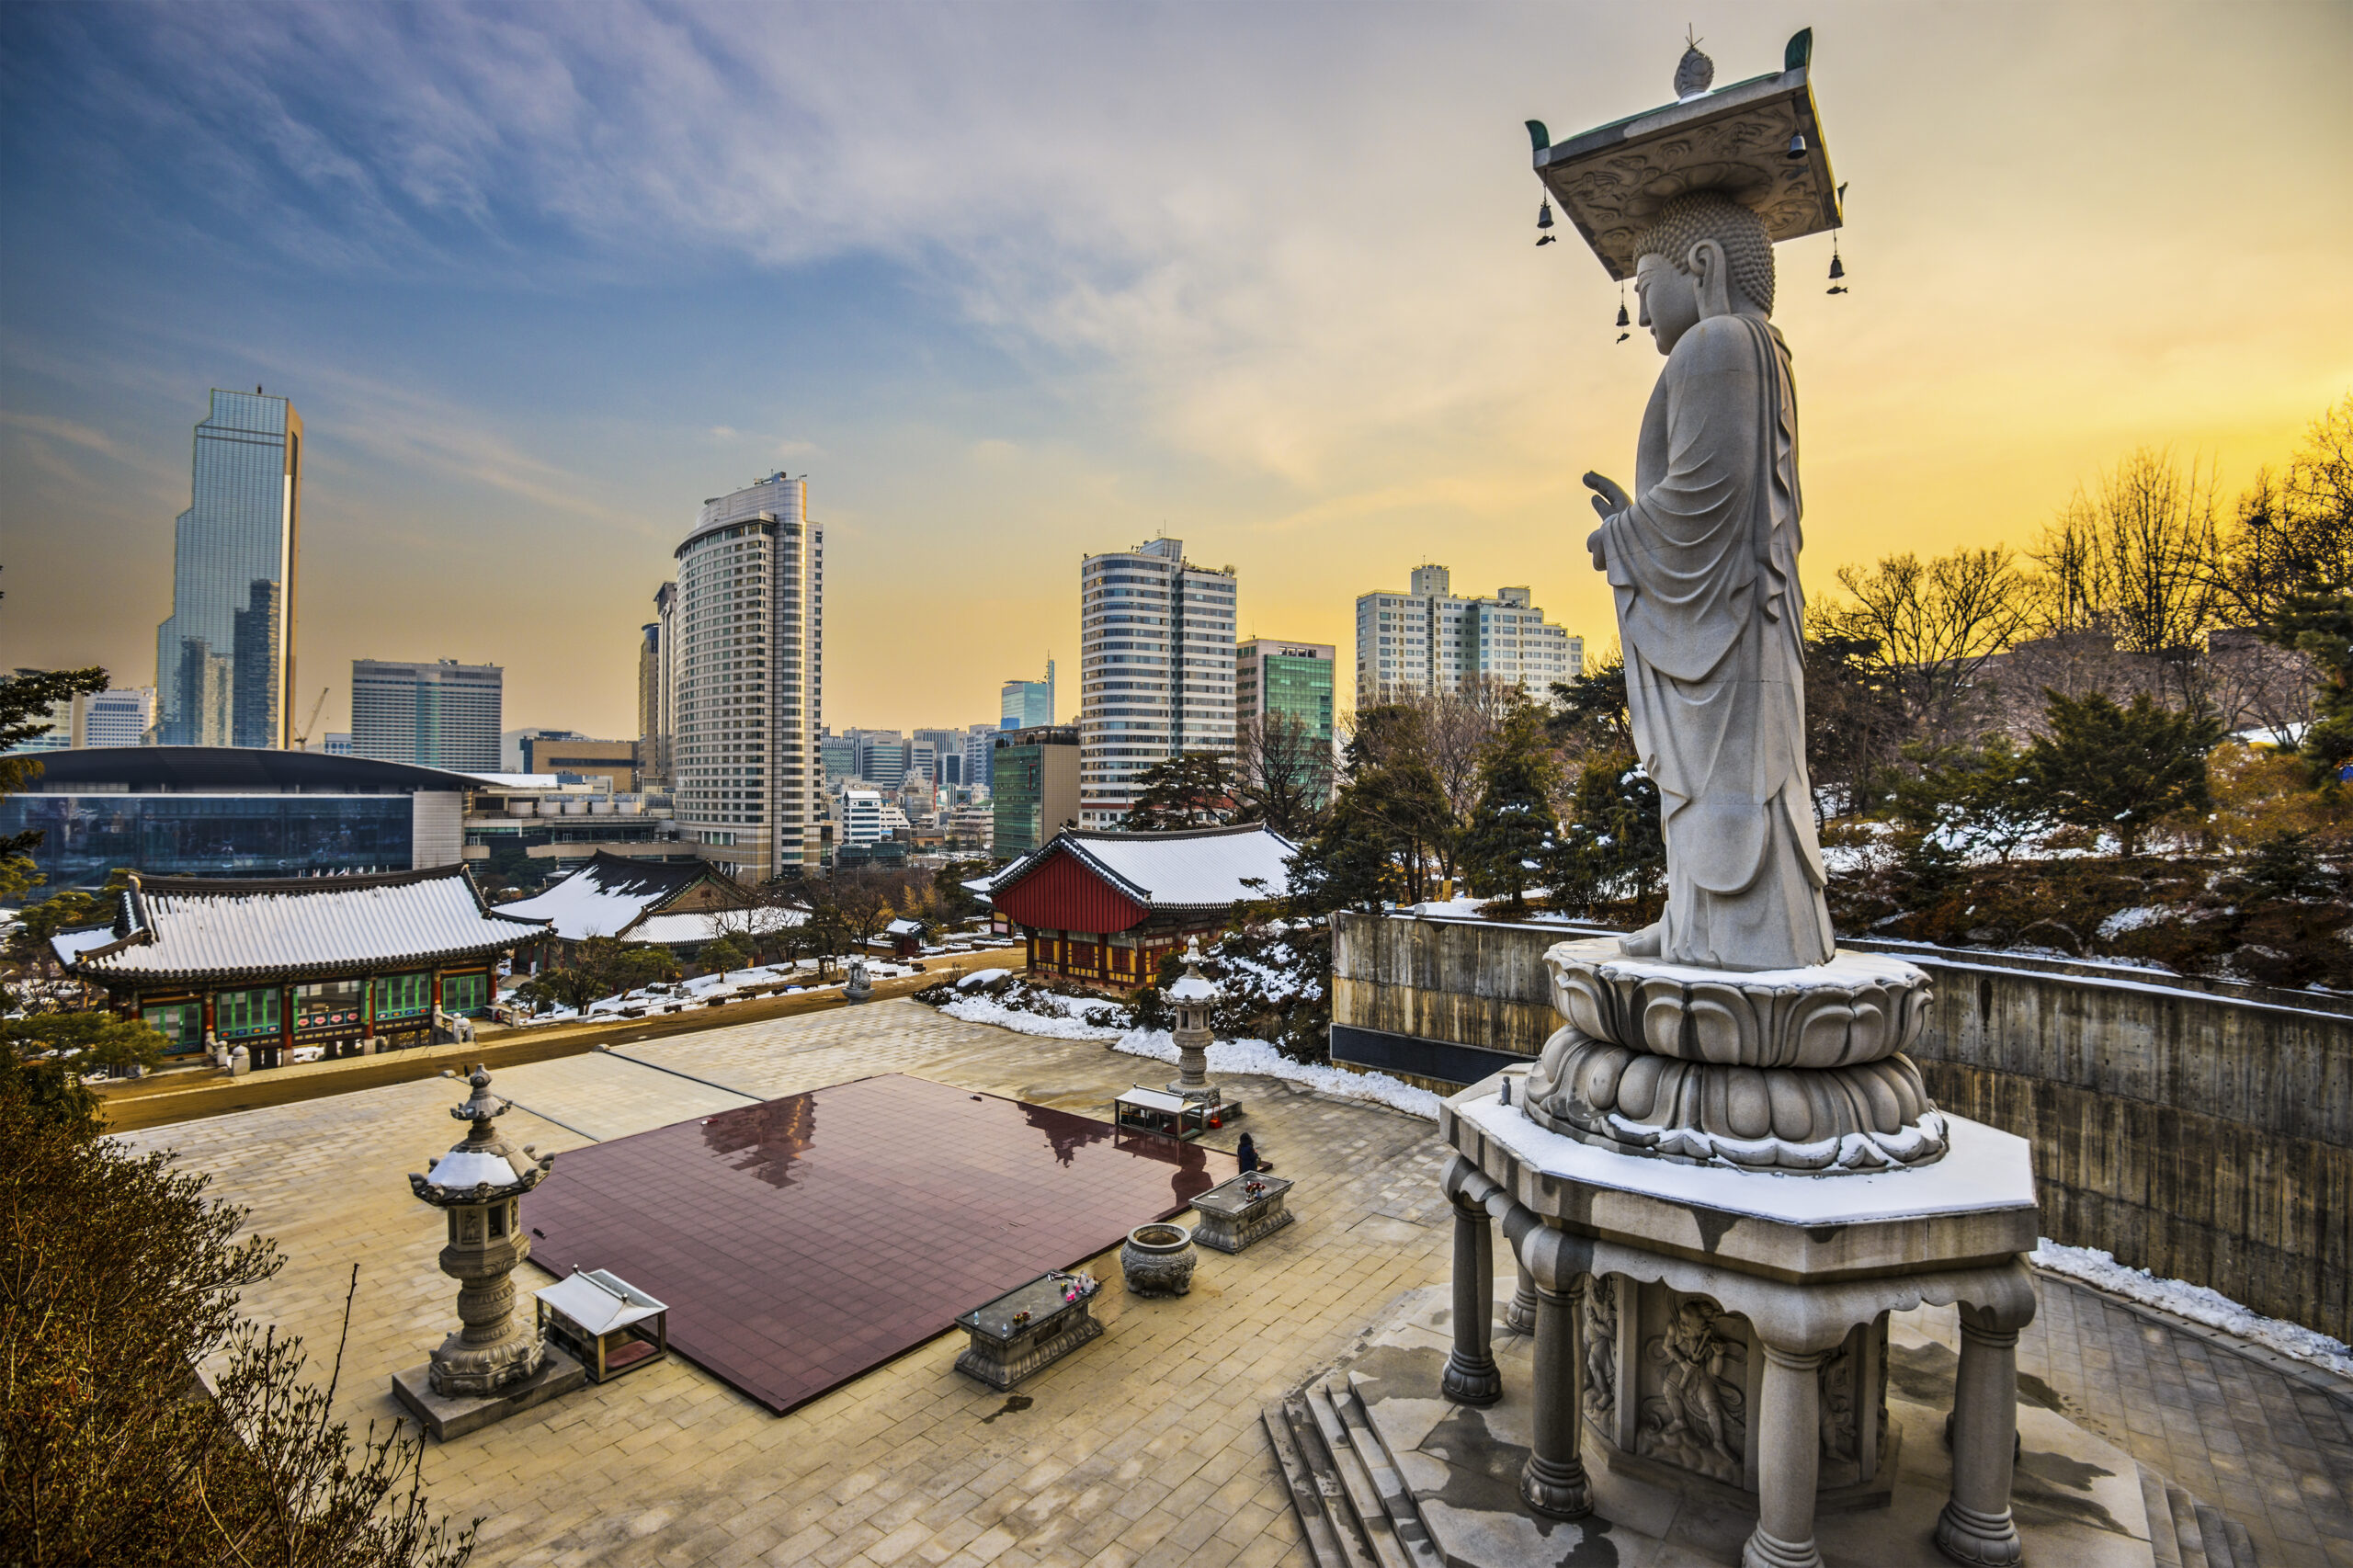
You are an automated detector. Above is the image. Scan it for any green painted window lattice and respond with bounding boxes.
[373,971,431,1018]
[442,971,489,1016]
[214,987,280,1039]
[142,1002,202,1051]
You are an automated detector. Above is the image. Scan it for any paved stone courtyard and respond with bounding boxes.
[119,1000,2352,1568]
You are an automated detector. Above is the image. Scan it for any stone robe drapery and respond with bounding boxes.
[1598,312,1833,971]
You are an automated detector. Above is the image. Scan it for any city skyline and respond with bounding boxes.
[3,5,2348,736]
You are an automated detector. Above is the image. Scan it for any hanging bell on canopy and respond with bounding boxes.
[1786,131,1808,161]
[1615,294,1631,329]
[1537,199,1554,231]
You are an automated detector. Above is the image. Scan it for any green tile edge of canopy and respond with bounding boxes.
[1526,27,1842,283]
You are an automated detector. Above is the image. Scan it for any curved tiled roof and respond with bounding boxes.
[984,824,1297,912]
[58,864,549,984]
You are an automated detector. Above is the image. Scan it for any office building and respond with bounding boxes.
[913,728,970,787]
[1000,659,1056,731]
[848,729,908,787]
[1077,538,1236,829]
[521,735,638,793]
[670,472,824,878]
[0,747,472,890]
[818,731,858,783]
[992,724,1081,858]
[1237,640,1336,741]
[84,687,157,748]
[3,678,157,755]
[505,727,585,773]
[637,617,665,788]
[1237,639,1336,805]
[963,726,999,796]
[322,733,353,756]
[838,789,888,846]
[351,659,503,772]
[153,390,302,749]
[1353,564,1582,699]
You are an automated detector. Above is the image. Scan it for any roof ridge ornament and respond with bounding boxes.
[1674,27,1713,100]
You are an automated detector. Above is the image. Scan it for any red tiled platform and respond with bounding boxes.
[521,1073,1232,1414]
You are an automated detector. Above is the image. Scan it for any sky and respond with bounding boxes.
[2,1,2348,739]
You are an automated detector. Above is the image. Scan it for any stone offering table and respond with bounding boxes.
[953,1272,1103,1390]
[1190,1172,1294,1254]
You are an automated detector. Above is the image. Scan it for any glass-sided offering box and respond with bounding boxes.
[535,1267,669,1384]
[953,1270,1103,1391]
[1114,1086,1222,1142]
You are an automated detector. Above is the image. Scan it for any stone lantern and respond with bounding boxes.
[392,1068,585,1439]
[1166,938,1222,1102]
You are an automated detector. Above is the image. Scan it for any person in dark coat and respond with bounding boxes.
[1235,1133,1272,1174]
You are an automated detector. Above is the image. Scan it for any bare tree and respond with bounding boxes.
[1233,712,1333,838]
[1812,546,2034,748]
[2031,448,2225,708]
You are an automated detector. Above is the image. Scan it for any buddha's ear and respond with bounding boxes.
[1688,239,1733,319]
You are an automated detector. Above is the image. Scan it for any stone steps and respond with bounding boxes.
[2138,1464,2260,1568]
[1262,1380,1441,1568]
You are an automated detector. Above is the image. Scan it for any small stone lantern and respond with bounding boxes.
[392,1068,585,1438]
[1166,938,1222,1102]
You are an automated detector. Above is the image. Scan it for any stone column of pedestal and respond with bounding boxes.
[1506,1256,1539,1335]
[1935,1303,2025,1565]
[1745,1342,1830,1568]
[1519,1277,1593,1517]
[1440,1187,1503,1404]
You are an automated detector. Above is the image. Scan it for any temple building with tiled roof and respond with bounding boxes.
[497,850,799,960]
[970,824,1295,987]
[56,863,549,1066]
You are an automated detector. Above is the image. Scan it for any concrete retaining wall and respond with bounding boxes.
[1331,911,2352,1344]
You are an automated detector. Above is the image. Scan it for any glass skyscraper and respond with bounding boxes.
[154,390,301,748]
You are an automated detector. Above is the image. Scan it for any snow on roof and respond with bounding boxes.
[1024,824,1298,909]
[63,866,548,984]
[48,925,124,966]
[885,918,922,935]
[463,772,564,789]
[499,853,738,941]
[628,907,805,948]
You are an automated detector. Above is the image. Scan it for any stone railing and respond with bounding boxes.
[1330,910,2352,1345]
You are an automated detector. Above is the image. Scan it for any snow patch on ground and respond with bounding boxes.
[938,991,1129,1040]
[1108,1028,1442,1120]
[2095,905,2170,940]
[2032,1239,2353,1380]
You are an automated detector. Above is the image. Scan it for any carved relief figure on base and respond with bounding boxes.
[1583,1275,1618,1426]
[1638,1300,1746,1485]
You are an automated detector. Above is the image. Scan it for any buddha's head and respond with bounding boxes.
[1632,190,1776,354]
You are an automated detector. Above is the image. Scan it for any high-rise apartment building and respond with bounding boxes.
[351,659,503,771]
[153,389,301,747]
[1353,564,1581,699]
[1078,537,1237,829]
[670,472,824,878]
[1000,659,1055,731]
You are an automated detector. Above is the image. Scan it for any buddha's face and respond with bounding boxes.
[1634,253,1700,357]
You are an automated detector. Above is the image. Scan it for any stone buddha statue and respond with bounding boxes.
[1581,190,1833,972]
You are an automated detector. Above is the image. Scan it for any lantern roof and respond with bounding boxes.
[409,1068,555,1207]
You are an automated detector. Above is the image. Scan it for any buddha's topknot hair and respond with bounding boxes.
[1634,191,1776,316]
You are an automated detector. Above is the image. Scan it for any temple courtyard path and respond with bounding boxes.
[119,1000,2353,1568]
